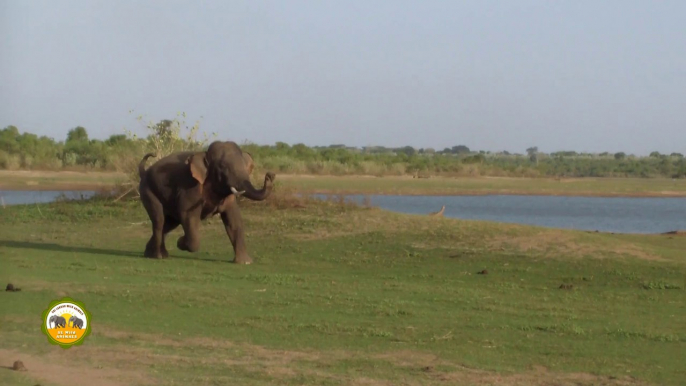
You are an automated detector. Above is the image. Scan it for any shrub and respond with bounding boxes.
[114,112,213,195]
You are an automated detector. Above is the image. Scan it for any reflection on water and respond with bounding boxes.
[313,194,686,234]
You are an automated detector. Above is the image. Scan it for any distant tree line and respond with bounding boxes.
[1,124,685,179]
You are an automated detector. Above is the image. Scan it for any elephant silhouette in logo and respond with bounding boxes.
[49,315,66,328]
[69,315,84,329]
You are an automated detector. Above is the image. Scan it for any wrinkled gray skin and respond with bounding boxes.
[138,141,276,264]
[49,315,66,328]
[69,315,84,329]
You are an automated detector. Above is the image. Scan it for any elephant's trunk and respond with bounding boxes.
[239,172,275,201]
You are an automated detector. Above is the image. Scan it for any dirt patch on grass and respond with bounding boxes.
[95,327,325,363]
[568,242,661,261]
[368,351,647,385]
[0,325,653,386]
[0,278,136,299]
[88,328,650,385]
[0,348,154,386]
[422,365,647,386]
[486,230,662,261]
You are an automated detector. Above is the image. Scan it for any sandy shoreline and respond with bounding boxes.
[1,170,686,197]
[305,190,686,198]
[3,185,686,198]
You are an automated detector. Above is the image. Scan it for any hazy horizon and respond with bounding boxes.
[2,0,685,156]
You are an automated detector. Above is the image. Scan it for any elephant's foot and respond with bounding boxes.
[144,249,165,259]
[232,253,253,265]
[144,243,165,259]
[177,236,189,252]
[177,235,200,253]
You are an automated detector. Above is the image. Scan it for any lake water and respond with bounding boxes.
[2,190,685,234]
[313,194,686,234]
[0,190,97,206]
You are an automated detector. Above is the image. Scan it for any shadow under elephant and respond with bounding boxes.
[0,240,229,263]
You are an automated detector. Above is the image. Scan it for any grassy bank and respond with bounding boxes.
[1,194,685,385]
[277,174,686,197]
[3,170,686,197]
[0,170,126,191]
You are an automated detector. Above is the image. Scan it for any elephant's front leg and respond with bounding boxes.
[177,214,201,253]
[161,217,180,258]
[220,197,252,264]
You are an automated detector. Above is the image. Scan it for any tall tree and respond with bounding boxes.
[451,145,470,154]
[66,126,89,143]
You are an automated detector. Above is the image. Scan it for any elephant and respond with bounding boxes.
[69,315,84,329]
[137,140,276,264]
[49,315,66,329]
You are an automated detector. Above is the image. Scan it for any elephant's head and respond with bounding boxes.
[186,141,275,203]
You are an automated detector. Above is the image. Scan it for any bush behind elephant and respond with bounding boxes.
[138,140,276,264]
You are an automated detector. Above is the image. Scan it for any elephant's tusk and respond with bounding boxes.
[230,187,245,196]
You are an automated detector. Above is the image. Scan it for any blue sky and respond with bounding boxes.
[1,0,684,155]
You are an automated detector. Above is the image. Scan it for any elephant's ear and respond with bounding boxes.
[242,151,255,175]
[187,153,208,185]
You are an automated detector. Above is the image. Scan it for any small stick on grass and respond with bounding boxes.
[113,186,136,202]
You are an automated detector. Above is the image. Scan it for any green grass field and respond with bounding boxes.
[1,191,685,385]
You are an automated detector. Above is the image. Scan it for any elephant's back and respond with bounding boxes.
[144,151,202,207]
[149,151,197,169]
[145,151,197,184]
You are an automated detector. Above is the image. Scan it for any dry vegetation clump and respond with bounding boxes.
[262,185,311,210]
[113,112,212,197]
[662,230,686,236]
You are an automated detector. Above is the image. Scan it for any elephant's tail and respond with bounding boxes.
[138,153,156,179]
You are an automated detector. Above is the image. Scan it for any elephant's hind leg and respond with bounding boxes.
[141,190,166,258]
